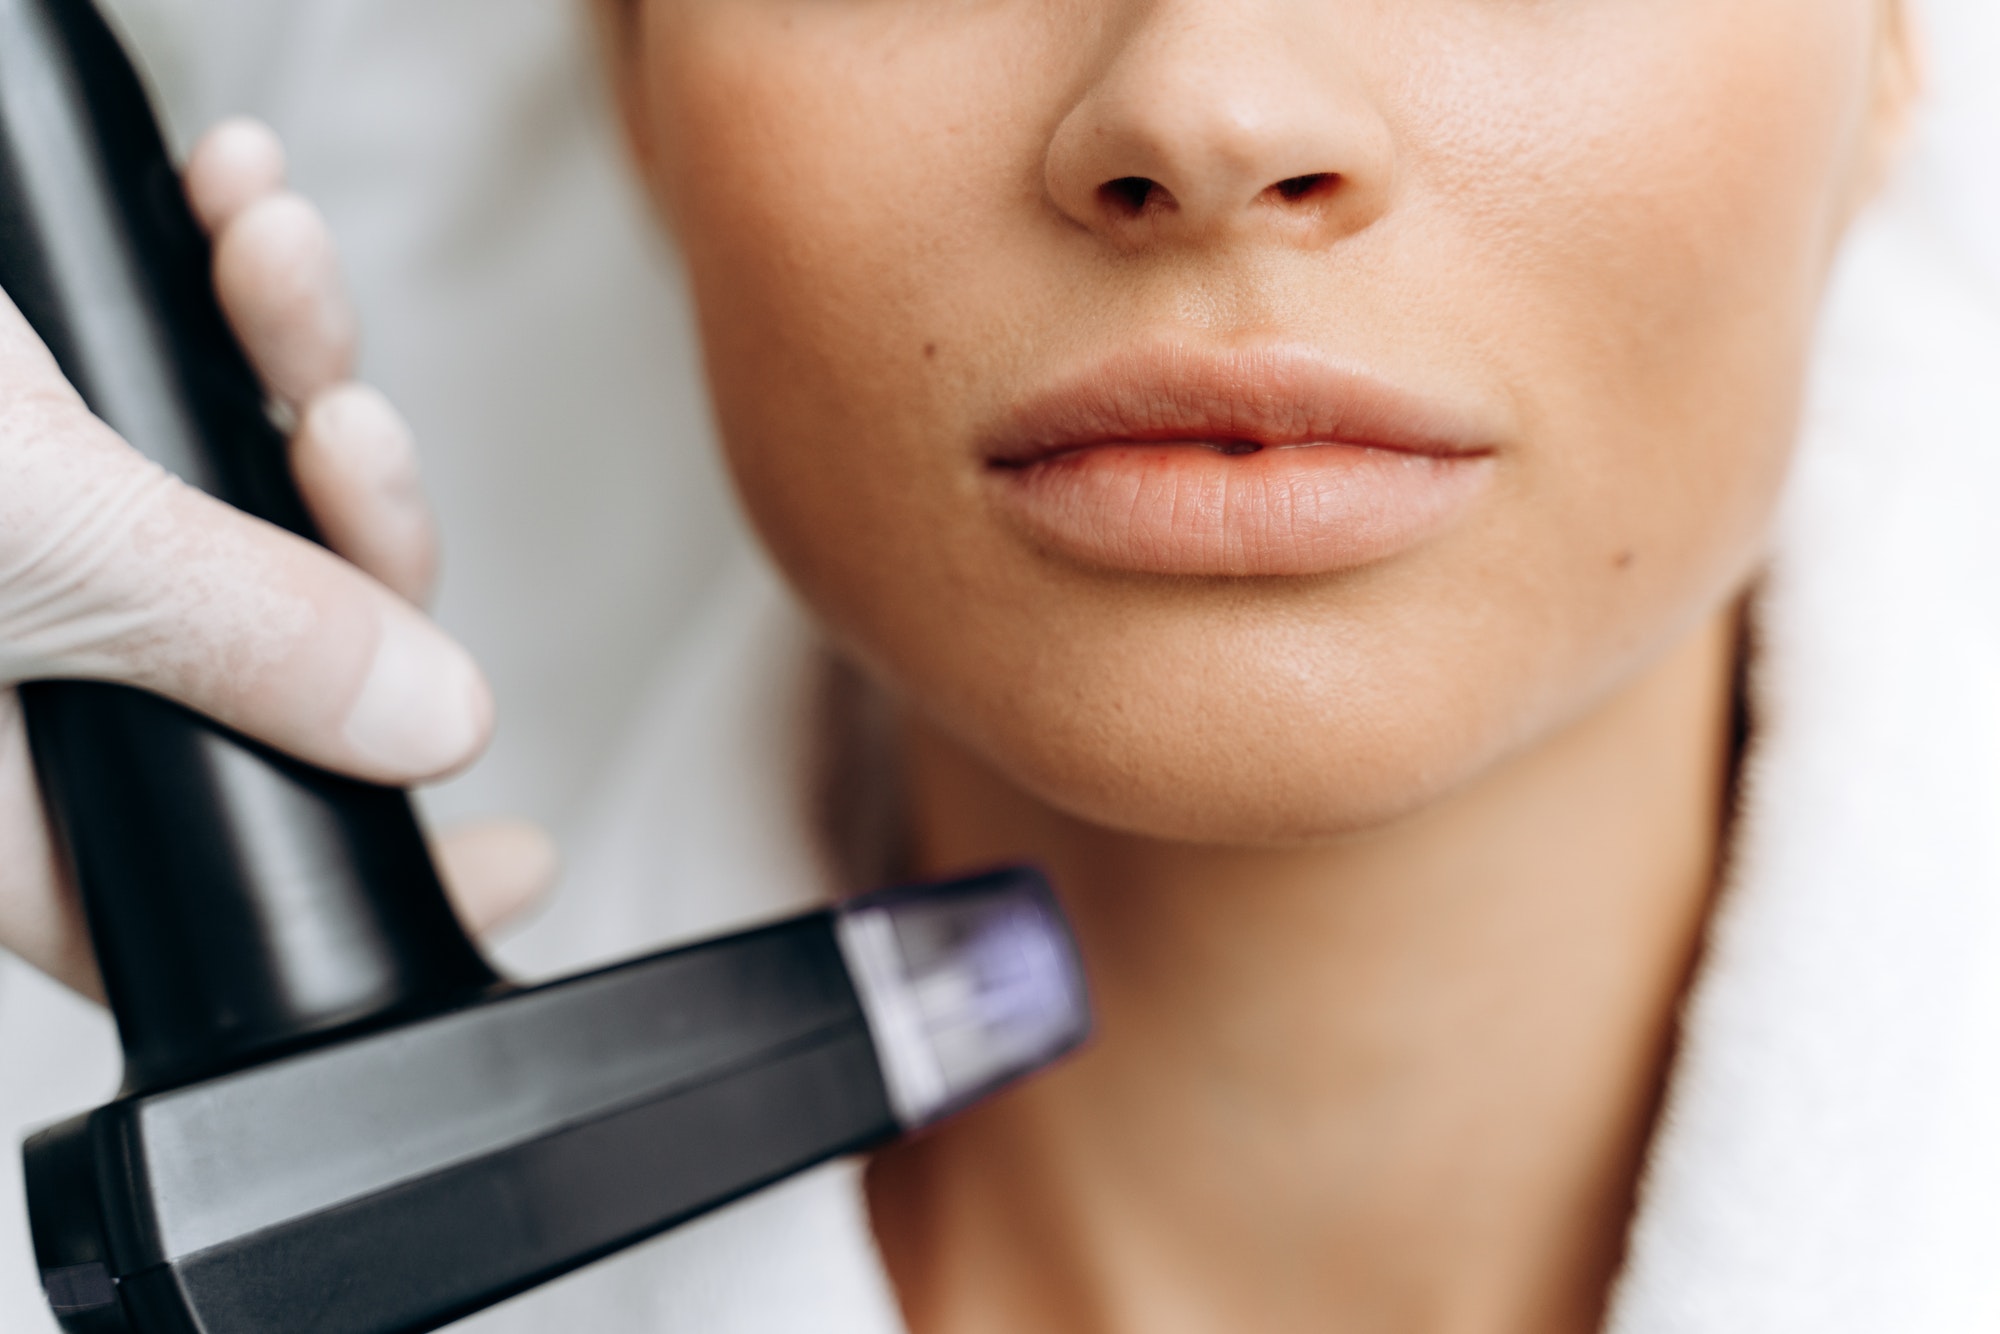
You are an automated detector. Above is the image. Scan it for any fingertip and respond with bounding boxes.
[299,383,421,489]
[435,818,560,939]
[453,820,560,894]
[501,821,562,894]
[340,601,495,782]
[186,117,287,235]
[293,384,437,603]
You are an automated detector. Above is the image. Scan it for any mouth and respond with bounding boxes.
[981,343,1500,578]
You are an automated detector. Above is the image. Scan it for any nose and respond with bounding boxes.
[1044,1,1395,247]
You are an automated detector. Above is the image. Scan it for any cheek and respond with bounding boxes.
[642,5,1053,387]
[639,5,1041,572]
[1401,1,1874,550]
[1353,0,1877,696]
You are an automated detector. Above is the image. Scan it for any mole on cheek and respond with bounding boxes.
[923,342,938,360]
[1614,549,1637,571]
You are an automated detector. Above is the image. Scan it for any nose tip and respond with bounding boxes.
[1045,10,1392,247]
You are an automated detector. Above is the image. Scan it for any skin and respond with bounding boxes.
[600,1,1917,1329]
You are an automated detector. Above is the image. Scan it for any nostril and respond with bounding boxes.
[1270,172,1338,204]
[1100,176,1160,216]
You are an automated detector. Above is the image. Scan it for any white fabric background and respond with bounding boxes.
[0,1,1994,1330]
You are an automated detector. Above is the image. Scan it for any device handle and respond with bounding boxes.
[0,0,496,1094]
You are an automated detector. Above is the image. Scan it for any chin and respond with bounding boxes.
[902,618,1541,849]
[1003,737,1472,848]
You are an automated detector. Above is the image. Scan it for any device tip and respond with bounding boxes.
[835,866,1090,1130]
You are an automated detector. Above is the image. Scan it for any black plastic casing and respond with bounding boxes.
[25,916,897,1334]
[0,3,909,1331]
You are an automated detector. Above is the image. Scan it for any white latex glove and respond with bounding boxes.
[0,119,554,998]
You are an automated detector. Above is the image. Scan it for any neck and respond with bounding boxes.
[867,609,1741,1334]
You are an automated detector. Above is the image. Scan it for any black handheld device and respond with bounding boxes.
[0,3,1089,1331]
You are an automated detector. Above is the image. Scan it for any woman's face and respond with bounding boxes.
[613,0,1908,842]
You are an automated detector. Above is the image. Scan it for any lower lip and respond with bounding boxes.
[986,442,1493,578]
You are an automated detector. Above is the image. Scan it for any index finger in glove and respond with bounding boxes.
[0,292,492,784]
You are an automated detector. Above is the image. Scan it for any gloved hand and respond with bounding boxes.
[0,119,554,998]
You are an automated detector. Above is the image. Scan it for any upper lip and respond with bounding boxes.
[983,343,1496,467]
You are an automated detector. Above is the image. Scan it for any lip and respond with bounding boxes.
[982,344,1498,577]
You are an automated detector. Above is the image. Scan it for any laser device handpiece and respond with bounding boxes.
[0,3,1090,1331]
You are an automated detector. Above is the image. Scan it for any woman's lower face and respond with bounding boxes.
[612,0,1906,845]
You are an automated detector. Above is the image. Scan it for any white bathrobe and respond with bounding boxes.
[6,14,2000,1334]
